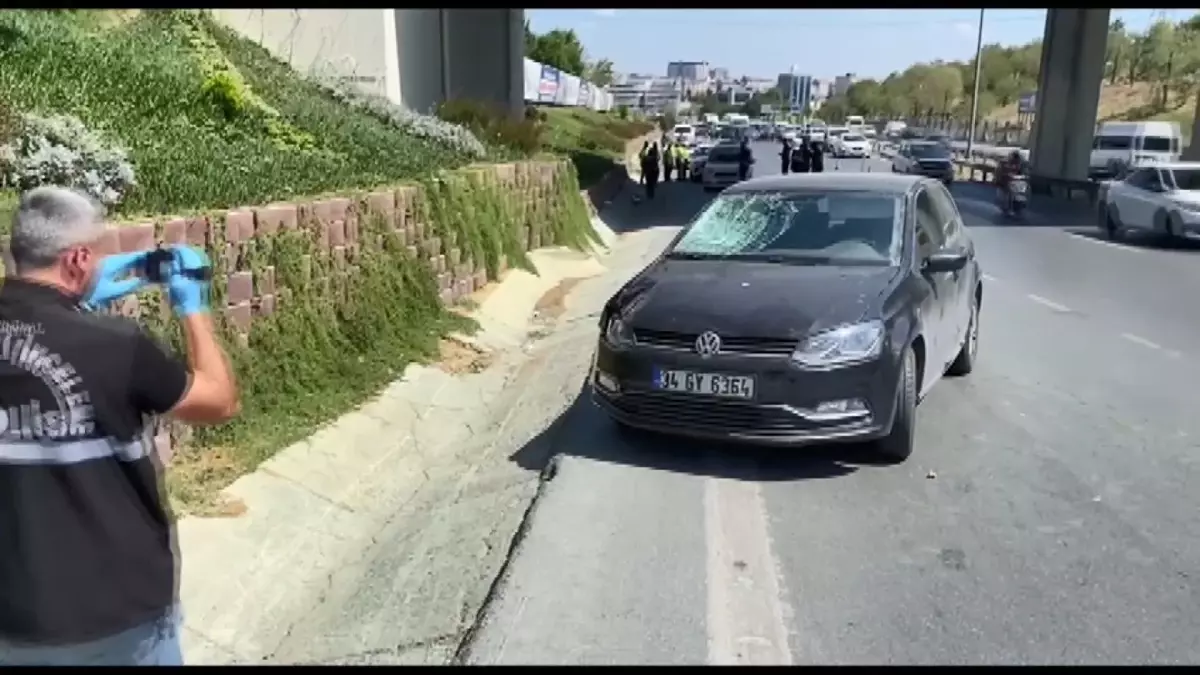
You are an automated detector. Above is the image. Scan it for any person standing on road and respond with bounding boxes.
[637,141,650,186]
[810,137,826,173]
[0,186,241,665]
[737,137,754,182]
[673,143,690,182]
[661,141,675,182]
[794,135,812,173]
[643,142,661,199]
[779,137,793,175]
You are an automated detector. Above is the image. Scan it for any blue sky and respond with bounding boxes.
[527,9,1200,81]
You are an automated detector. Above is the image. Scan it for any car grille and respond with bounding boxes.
[608,391,811,435]
[633,329,795,356]
[918,160,951,170]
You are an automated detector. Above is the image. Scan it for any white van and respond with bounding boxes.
[1089,121,1182,180]
[671,124,696,145]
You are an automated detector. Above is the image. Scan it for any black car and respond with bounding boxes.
[893,141,955,184]
[591,173,983,461]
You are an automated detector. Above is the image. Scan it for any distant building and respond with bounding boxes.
[777,73,814,113]
[709,67,730,82]
[666,61,709,82]
[610,73,687,113]
[832,73,857,98]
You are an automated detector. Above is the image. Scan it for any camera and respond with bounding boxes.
[142,247,212,284]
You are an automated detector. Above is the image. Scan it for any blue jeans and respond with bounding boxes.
[0,607,182,666]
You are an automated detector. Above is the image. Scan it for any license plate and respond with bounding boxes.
[653,369,755,399]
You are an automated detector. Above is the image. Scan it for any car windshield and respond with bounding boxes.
[910,144,950,159]
[674,126,693,134]
[693,146,710,157]
[669,190,902,266]
[1170,168,1200,191]
[708,147,741,163]
[843,134,865,142]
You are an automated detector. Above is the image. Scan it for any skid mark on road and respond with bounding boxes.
[1026,294,1072,313]
[1120,332,1181,358]
[704,476,793,666]
[1064,230,1144,253]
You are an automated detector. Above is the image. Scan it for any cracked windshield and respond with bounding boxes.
[3,7,1200,667]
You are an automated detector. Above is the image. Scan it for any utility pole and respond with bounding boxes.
[966,8,985,158]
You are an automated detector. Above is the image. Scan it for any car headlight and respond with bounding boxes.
[790,320,885,369]
[605,315,635,347]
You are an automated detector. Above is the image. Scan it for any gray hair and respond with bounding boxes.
[9,186,107,272]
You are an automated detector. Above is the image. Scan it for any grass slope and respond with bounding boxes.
[0,10,473,216]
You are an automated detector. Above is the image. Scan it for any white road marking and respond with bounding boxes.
[1121,332,1164,351]
[705,477,793,666]
[982,273,1000,283]
[1026,294,1072,313]
[1066,231,1142,253]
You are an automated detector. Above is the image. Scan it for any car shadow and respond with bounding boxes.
[603,176,717,235]
[510,380,892,484]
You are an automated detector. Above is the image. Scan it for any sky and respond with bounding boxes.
[526,9,1200,81]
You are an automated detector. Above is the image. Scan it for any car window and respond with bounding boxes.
[671,190,904,265]
[842,134,865,142]
[1125,168,1162,191]
[1169,168,1200,191]
[926,183,964,244]
[1141,136,1172,152]
[913,190,946,259]
[909,143,951,159]
[1094,135,1133,150]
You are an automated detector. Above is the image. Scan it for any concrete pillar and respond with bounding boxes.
[1183,89,1200,161]
[1028,8,1109,182]
[394,9,523,117]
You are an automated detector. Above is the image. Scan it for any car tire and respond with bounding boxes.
[946,291,979,377]
[876,345,917,463]
[1103,203,1124,241]
[1166,211,1182,240]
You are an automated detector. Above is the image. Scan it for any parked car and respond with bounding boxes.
[670,123,697,146]
[701,144,751,191]
[1099,161,1200,241]
[592,173,983,461]
[833,133,872,158]
[892,141,955,184]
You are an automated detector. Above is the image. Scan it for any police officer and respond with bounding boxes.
[637,141,650,186]
[661,141,675,182]
[643,142,661,199]
[793,134,812,173]
[737,137,754,182]
[674,142,691,182]
[0,186,240,665]
[810,137,826,173]
[779,137,793,175]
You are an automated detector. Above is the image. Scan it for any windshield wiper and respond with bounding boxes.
[665,251,733,260]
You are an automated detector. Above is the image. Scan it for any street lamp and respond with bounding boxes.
[966,8,985,158]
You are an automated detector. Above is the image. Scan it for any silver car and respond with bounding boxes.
[702,144,752,191]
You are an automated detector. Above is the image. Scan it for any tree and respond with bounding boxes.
[525,28,586,77]
[741,96,762,118]
[1107,19,1130,85]
[585,58,615,87]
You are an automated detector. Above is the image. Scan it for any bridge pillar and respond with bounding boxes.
[1028,8,1109,182]
[1184,90,1200,161]
[395,9,523,117]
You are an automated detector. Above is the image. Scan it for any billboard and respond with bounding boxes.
[556,73,577,106]
[577,80,591,107]
[538,65,559,103]
[522,58,542,102]
[1018,92,1037,115]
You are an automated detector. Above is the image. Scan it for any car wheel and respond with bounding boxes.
[1103,203,1124,241]
[946,291,979,377]
[1166,211,1182,240]
[876,344,917,463]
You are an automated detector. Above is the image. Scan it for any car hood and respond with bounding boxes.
[615,258,898,339]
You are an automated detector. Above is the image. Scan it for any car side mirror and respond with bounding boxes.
[924,250,968,274]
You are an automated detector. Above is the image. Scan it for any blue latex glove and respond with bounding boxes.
[81,251,152,310]
[167,245,211,316]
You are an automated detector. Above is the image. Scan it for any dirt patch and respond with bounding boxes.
[437,335,493,375]
[166,445,250,518]
[533,277,585,321]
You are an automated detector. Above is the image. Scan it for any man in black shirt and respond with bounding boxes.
[0,186,240,665]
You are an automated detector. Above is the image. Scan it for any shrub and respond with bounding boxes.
[437,99,544,157]
[616,104,629,120]
[0,112,136,206]
[579,126,624,154]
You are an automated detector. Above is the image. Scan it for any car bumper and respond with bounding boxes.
[590,339,901,446]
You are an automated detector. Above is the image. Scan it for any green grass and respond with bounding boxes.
[0,10,473,216]
[539,107,655,188]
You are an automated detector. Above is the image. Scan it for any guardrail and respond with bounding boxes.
[522,58,614,111]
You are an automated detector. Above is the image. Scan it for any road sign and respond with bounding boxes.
[1018,92,1037,115]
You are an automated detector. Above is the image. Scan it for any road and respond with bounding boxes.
[461,141,1200,665]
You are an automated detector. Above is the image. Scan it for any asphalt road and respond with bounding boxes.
[463,142,1200,665]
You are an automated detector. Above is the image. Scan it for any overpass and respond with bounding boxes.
[1028,9,1200,184]
[214,9,525,116]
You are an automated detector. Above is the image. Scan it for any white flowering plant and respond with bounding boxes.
[0,113,137,207]
[310,74,489,160]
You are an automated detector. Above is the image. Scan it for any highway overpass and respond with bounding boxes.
[214,9,524,116]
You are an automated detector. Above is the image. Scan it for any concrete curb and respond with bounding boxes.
[178,192,622,665]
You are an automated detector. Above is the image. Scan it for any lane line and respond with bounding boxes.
[1064,231,1143,253]
[1121,332,1164,351]
[982,273,1000,283]
[705,477,793,666]
[1026,294,1072,313]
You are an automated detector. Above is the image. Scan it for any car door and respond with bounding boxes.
[1118,168,1162,230]
[927,182,972,347]
[913,188,953,379]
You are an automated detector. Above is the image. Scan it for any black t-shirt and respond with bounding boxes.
[0,279,189,646]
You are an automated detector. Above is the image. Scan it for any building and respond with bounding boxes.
[666,61,709,82]
[832,73,857,98]
[610,74,687,113]
[709,67,730,83]
[777,73,814,113]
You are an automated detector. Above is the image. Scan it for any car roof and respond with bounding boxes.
[1154,161,1200,171]
[726,173,929,196]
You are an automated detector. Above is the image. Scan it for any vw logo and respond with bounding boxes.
[695,331,722,358]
